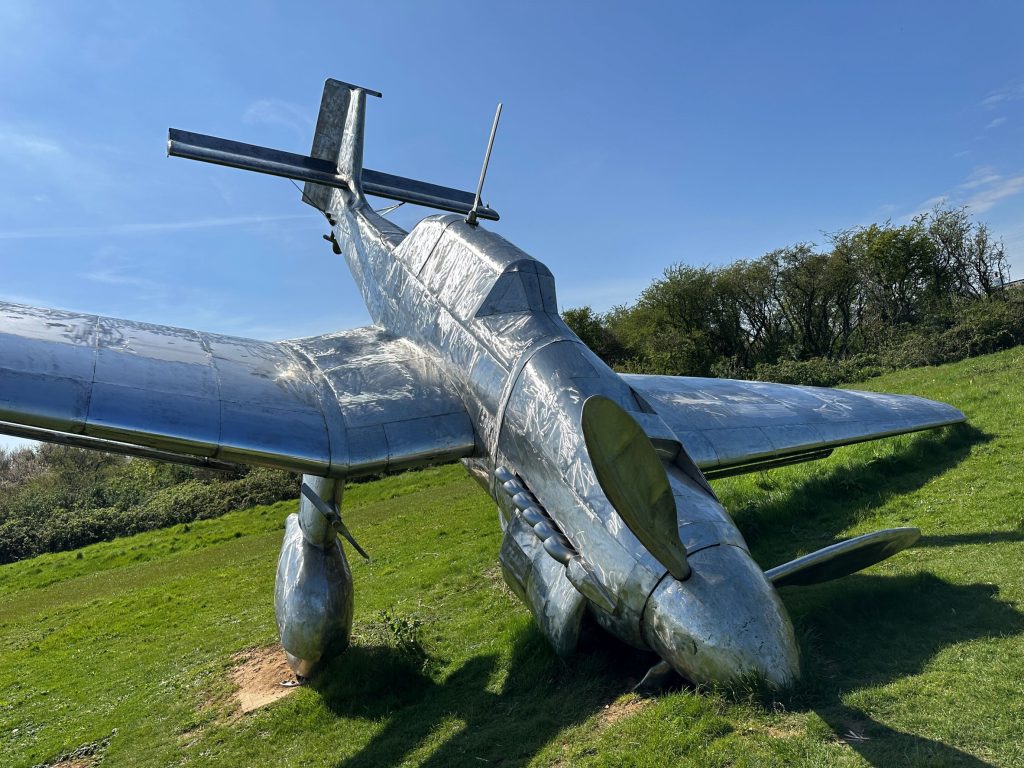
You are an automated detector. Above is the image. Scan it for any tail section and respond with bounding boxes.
[303,79,378,213]
[168,78,499,221]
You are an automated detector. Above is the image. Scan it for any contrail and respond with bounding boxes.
[0,214,312,240]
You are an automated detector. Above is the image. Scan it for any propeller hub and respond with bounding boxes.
[642,544,800,689]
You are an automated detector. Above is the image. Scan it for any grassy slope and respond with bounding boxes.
[1,348,1022,767]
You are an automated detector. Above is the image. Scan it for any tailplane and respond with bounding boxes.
[167,78,499,221]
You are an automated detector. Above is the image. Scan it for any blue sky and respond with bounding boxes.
[2,1,1023,451]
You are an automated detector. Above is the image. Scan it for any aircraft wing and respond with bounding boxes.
[0,302,477,477]
[623,374,965,478]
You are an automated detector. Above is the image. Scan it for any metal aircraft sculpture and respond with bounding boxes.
[0,80,965,689]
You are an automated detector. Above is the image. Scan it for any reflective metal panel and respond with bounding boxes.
[625,374,966,475]
[0,304,476,477]
[499,513,587,655]
[766,527,922,587]
[643,545,800,688]
[275,510,353,677]
[0,304,97,431]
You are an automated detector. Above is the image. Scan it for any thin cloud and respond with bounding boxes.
[0,125,115,206]
[0,214,312,240]
[912,194,949,214]
[0,128,63,158]
[150,299,371,340]
[243,99,313,141]
[0,291,59,307]
[910,166,1024,217]
[78,248,164,293]
[964,175,1024,213]
[981,81,1024,109]
[986,116,1007,130]
[81,268,159,289]
[960,166,1002,190]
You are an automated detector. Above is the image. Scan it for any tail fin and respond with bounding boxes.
[303,79,378,213]
[168,78,499,221]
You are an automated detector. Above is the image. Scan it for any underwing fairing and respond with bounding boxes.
[0,79,966,688]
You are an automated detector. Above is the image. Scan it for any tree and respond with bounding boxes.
[928,206,1008,298]
[561,306,625,365]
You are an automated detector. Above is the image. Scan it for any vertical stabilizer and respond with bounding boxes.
[304,79,382,212]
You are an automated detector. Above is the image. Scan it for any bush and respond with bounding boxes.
[132,468,297,532]
[562,207,1018,384]
[753,354,885,388]
[0,452,298,564]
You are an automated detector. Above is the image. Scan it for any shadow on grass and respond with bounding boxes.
[917,530,1024,547]
[735,423,1019,764]
[312,572,1020,767]
[736,422,990,575]
[785,572,1024,767]
[314,624,653,768]
[312,425,1013,767]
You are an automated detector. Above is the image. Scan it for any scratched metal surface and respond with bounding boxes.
[0,303,476,478]
[643,543,800,688]
[499,512,587,656]
[275,511,353,677]
[258,80,941,681]
[624,374,966,473]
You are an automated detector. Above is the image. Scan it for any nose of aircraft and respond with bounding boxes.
[641,544,800,689]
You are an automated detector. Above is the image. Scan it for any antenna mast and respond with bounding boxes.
[466,103,503,226]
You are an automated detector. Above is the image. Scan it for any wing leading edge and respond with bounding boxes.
[624,374,965,478]
[0,302,476,477]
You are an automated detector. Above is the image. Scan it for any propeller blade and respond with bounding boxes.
[765,527,921,587]
[581,395,690,580]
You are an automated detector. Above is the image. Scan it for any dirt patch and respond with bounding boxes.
[482,564,516,599]
[763,723,804,739]
[230,644,301,713]
[741,720,805,740]
[597,694,651,728]
[42,732,113,768]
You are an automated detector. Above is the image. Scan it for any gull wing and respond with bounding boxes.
[623,374,965,478]
[0,302,476,477]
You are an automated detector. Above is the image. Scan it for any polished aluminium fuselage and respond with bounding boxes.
[325,187,799,686]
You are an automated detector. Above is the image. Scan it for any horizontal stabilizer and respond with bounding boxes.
[765,527,921,587]
[167,128,499,220]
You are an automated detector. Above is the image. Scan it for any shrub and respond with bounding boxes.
[752,354,885,388]
[0,456,298,564]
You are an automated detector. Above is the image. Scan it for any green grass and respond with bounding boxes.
[2,348,1023,767]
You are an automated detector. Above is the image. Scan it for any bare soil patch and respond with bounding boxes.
[230,644,300,713]
[597,694,651,728]
[740,719,805,740]
[482,564,516,599]
[42,733,112,768]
